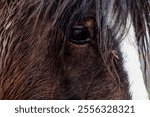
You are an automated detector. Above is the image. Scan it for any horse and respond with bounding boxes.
[0,0,149,100]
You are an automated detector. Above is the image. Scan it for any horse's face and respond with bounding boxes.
[62,16,130,99]
[0,0,149,99]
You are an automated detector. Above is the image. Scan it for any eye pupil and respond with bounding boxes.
[69,26,92,44]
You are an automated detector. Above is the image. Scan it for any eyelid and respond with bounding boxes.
[78,16,96,27]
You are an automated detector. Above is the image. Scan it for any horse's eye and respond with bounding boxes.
[68,26,92,44]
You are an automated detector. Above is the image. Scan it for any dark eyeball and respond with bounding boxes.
[68,26,92,44]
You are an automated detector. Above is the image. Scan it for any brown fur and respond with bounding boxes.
[0,0,149,99]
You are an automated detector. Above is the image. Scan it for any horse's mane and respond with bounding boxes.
[0,0,150,94]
